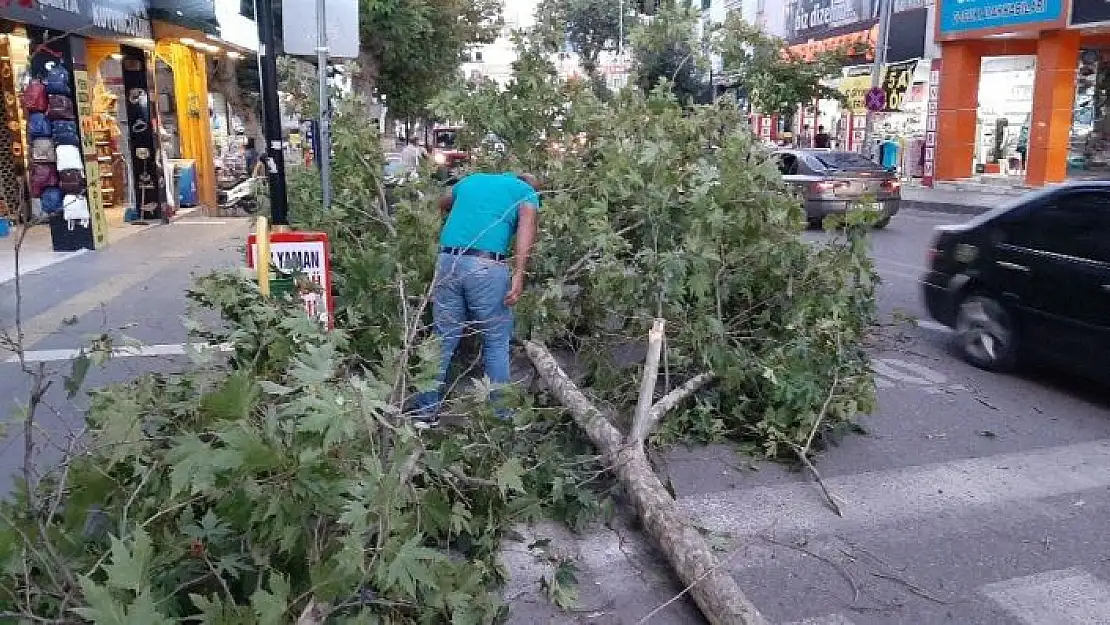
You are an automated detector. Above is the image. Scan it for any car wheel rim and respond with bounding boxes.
[956,299,1011,364]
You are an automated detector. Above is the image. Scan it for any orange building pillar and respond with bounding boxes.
[1025,30,1080,187]
[935,40,982,181]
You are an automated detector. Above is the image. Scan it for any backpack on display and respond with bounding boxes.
[58,169,84,193]
[44,64,71,95]
[28,112,51,138]
[56,144,82,171]
[63,194,89,228]
[29,163,57,198]
[40,187,63,214]
[51,120,79,146]
[46,94,74,120]
[21,78,47,112]
[30,137,55,163]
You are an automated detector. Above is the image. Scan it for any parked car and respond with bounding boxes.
[921,182,1110,377]
[771,148,901,228]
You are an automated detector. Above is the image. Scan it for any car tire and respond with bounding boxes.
[954,294,1019,372]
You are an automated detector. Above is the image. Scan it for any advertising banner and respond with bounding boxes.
[923,59,942,187]
[839,60,920,113]
[938,0,1065,36]
[786,0,880,44]
[1071,0,1110,25]
[0,0,152,41]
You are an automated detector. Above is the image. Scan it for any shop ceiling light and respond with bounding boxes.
[180,37,196,45]
[227,50,242,59]
[110,52,123,60]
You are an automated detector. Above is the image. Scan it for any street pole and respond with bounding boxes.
[862,0,892,160]
[315,0,332,211]
[255,0,290,227]
[618,0,624,56]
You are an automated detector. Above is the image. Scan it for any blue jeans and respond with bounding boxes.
[417,253,514,417]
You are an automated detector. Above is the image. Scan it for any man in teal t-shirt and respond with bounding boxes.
[415,172,541,424]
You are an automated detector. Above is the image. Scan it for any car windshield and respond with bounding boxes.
[807,151,882,171]
[384,160,405,176]
[433,130,457,149]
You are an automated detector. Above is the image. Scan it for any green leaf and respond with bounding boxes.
[250,572,291,625]
[494,457,527,497]
[72,575,127,625]
[102,528,154,592]
[65,350,91,398]
[381,535,447,597]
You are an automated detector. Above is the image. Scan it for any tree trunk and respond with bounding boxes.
[207,57,262,145]
[524,340,769,625]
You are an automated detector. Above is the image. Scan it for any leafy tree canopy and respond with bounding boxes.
[628,1,706,104]
[711,13,850,118]
[534,0,629,76]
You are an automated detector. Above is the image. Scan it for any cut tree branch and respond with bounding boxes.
[629,318,666,444]
[525,339,768,625]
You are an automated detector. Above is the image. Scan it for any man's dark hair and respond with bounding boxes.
[817,125,825,132]
[409,136,420,145]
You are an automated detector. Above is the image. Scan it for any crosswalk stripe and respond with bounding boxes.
[981,568,1110,625]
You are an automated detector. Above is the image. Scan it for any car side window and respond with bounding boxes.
[1005,191,1110,262]
[774,153,799,176]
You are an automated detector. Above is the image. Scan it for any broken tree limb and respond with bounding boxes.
[634,373,715,444]
[524,340,769,625]
[629,318,666,444]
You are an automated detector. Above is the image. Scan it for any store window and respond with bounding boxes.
[1068,50,1110,176]
[975,56,1034,176]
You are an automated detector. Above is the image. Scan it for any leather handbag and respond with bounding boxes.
[29,164,57,198]
[58,169,84,193]
[46,94,75,120]
[30,137,55,163]
[44,64,71,95]
[51,120,79,146]
[21,78,47,112]
[40,187,63,214]
[28,112,51,138]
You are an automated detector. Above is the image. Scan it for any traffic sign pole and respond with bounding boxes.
[863,0,892,160]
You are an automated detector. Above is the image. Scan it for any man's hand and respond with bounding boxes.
[504,271,525,306]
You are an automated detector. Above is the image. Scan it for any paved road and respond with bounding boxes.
[4,208,1110,624]
[507,209,1110,625]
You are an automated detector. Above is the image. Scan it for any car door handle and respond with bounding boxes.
[1102,284,1110,293]
[996,261,1030,273]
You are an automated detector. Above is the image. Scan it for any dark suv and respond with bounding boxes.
[922,183,1110,376]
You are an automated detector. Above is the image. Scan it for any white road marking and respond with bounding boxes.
[876,267,921,281]
[873,358,947,385]
[916,318,952,333]
[873,257,925,271]
[7,343,232,363]
[175,220,230,225]
[981,568,1110,625]
[783,616,858,625]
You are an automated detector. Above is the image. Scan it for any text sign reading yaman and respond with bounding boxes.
[247,231,334,329]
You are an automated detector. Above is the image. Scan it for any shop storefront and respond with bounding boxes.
[782,0,933,157]
[933,0,1110,186]
[0,0,250,253]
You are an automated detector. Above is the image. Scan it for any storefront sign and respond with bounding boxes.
[787,0,878,43]
[1071,0,1110,25]
[0,0,152,41]
[938,0,1065,36]
[923,59,942,187]
[73,69,108,248]
[839,60,920,113]
[247,232,335,329]
[788,7,927,64]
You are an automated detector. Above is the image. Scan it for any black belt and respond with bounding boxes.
[440,247,506,262]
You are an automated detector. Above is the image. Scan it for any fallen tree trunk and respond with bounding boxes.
[524,324,768,625]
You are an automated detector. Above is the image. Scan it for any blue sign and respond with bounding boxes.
[939,0,1064,35]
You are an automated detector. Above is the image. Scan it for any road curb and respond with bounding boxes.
[901,199,992,215]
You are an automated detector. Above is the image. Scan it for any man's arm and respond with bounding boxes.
[505,203,538,306]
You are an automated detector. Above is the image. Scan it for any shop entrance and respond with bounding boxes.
[973,56,1034,181]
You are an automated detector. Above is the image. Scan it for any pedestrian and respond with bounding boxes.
[416,171,541,424]
[799,124,813,148]
[243,138,258,178]
[814,125,832,149]
[400,136,427,171]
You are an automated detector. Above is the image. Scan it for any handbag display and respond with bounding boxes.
[58,169,84,194]
[44,64,71,96]
[28,112,51,138]
[51,120,79,146]
[40,187,63,214]
[30,137,55,163]
[21,78,47,112]
[46,94,75,120]
[63,194,90,228]
[29,164,57,198]
[55,145,82,171]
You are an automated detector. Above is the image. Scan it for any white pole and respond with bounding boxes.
[316,0,332,210]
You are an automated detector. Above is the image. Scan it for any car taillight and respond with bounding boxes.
[881,179,901,191]
[809,181,837,194]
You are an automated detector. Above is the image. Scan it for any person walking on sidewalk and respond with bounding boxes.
[416,172,541,423]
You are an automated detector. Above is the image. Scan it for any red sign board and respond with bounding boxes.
[922,59,942,188]
[247,231,335,329]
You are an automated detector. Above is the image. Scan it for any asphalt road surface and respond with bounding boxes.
[3,208,1110,625]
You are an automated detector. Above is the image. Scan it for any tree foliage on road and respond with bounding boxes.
[711,13,849,118]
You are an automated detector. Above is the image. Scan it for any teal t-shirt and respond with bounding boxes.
[440,173,540,254]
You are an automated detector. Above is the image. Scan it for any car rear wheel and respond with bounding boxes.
[955,294,1018,372]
